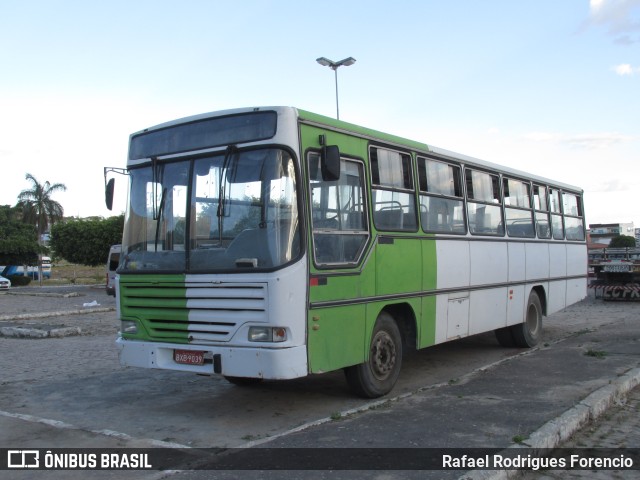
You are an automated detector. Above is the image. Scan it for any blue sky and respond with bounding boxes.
[1,0,638,228]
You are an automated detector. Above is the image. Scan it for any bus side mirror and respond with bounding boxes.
[321,145,341,181]
[105,178,115,210]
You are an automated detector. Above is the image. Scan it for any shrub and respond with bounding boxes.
[7,275,32,286]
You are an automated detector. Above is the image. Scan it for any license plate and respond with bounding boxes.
[604,265,630,273]
[174,349,205,366]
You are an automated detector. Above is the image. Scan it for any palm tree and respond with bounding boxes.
[16,174,67,284]
[17,173,67,239]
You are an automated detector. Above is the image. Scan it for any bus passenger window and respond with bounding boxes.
[533,184,551,239]
[503,178,534,238]
[549,188,564,240]
[465,169,504,236]
[370,147,417,232]
[562,192,585,241]
[417,157,465,234]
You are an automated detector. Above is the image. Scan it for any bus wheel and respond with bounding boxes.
[224,376,263,386]
[511,291,543,348]
[344,312,402,398]
[494,326,516,347]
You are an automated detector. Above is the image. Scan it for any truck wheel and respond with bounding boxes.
[511,291,543,347]
[344,312,402,398]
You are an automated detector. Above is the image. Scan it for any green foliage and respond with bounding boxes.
[17,173,66,236]
[0,205,41,265]
[608,235,636,248]
[7,275,32,286]
[585,349,607,359]
[50,215,124,266]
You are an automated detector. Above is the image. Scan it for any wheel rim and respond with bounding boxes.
[526,302,541,337]
[370,330,397,381]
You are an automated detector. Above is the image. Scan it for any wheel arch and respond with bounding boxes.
[530,285,547,316]
[381,302,418,353]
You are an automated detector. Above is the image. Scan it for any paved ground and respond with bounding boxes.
[520,386,640,480]
[0,286,638,480]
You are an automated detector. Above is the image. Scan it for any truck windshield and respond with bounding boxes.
[120,148,301,272]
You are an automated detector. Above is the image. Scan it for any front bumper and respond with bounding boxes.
[115,337,308,380]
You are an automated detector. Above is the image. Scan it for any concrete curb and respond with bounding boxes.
[4,291,82,298]
[459,367,640,480]
[0,307,115,322]
[0,325,82,338]
[0,307,116,338]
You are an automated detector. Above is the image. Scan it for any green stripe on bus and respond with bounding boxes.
[119,274,189,343]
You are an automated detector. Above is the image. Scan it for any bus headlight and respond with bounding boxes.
[248,326,287,343]
[121,320,138,334]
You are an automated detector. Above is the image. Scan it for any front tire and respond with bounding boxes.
[344,312,403,398]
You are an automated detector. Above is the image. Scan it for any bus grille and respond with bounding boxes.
[120,281,268,344]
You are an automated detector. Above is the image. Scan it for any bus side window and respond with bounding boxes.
[465,169,504,236]
[562,192,585,241]
[417,157,466,234]
[309,153,369,266]
[549,188,564,240]
[533,184,551,239]
[370,147,417,232]
[503,178,534,238]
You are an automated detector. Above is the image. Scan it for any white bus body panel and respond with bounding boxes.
[526,243,550,280]
[566,244,588,307]
[470,241,508,285]
[436,240,470,289]
[434,237,587,344]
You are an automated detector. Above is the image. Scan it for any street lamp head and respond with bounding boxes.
[337,57,356,67]
[316,57,333,67]
[316,56,356,70]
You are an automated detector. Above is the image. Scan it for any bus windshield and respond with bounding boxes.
[120,148,301,273]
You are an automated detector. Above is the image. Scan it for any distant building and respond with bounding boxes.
[636,228,640,247]
[588,222,635,246]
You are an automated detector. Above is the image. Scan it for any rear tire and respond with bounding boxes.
[495,326,516,347]
[511,291,543,347]
[344,312,403,398]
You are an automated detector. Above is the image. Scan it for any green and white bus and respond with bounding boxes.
[106,106,587,398]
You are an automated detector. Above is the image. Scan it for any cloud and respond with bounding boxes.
[613,63,634,74]
[612,63,640,74]
[589,0,640,42]
[588,178,635,192]
[524,131,635,149]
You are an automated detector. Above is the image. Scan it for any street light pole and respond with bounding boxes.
[316,56,356,120]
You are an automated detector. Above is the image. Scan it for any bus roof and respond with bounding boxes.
[131,106,583,194]
[296,107,583,194]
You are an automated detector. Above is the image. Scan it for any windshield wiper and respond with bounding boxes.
[217,145,238,244]
[151,157,163,220]
[154,187,167,252]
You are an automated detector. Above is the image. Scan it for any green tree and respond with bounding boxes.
[0,205,40,266]
[16,173,67,239]
[16,173,67,284]
[609,235,636,248]
[50,215,124,266]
